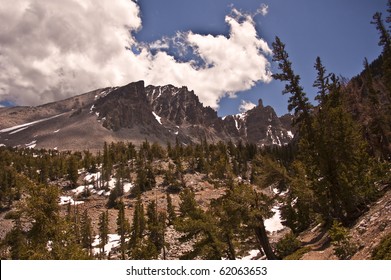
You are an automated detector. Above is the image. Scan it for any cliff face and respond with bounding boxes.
[0,81,293,150]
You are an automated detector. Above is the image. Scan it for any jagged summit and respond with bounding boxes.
[0,81,293,150]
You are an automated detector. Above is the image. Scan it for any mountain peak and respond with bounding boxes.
[0,81,293,150]
[258,98,264,108]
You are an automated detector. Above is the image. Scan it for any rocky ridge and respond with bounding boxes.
[0,81,293,150]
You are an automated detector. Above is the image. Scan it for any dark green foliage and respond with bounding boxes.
[117,200,130,259]
[1,174,89,259]
[163,163,183,194]
[250,154,289,190]
[80,209,93,256]
[371,232,391,259]
[272,36,312,129]
[68,155,79,187]
[217,183,278,260]
[132,160,156,196]
[283,246,311,260]
[98,211,109,257]
[280,161,313,233]
[129,197,146,247]
[146,201,166,257]
[107,173,124,208]
[371,12,391,51]
[313,56,331,104]
[329,220,358,260]
[275,233,301,259]
[3,216,27,259]
[175,188,225,260]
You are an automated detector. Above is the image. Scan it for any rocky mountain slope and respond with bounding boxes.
[0,81,293,150]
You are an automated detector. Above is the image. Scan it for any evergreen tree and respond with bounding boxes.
[372,8,391,98]
[80,209,93,256]
[309,87,377,224]
[175,188,225,260]
[313,56,331,104]
[98,211,109,257]
[215,183,278,260]
[372,12,391,52]
[146,201,165,258]
[68,155,79,188]
[272,36,312,130]
[102,142,112,183]
[129,196,146,257]
[117,200,130,259]
[166,193,177,225]
[4,215,28,259]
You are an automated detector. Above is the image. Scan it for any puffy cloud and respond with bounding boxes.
[239,100,256,113]
[0,1,272,109]
[138,8,272,109]
[0,0,141,105]
[257,4,269,16]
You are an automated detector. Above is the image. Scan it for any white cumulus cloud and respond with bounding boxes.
[239,100,257,113]
[0,0,142,105]
[0,1,272,109]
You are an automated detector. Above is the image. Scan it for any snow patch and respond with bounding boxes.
[287,130,294,139]
[59,196,84,205]
[123,182,134,193]
[264,206,284,233]
[241,249,261,260]
[0,113,65,134]
[92,234,126,256]
[152,111,162,125]
[236,112,246,121]
[53,129,60,133]
[72,185,94,196]
[25,140,37,149]
[266,125,281,146]
[84,172,101,184]
[9,126,29,134]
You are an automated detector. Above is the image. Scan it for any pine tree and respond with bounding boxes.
[372,12,391,52]
[146,201,165,258]
[102,142,112,183]
[175,188,225,260]
[166,193,177,225]
[68,155,79,188]
[216,183,278,259]
[129,196,146,256]
[372,9,391,98]
[362,58,390,159]
[313,56,331,104]
[4,215,28,259]
[272,36,312,130]
[98,211,109,257]
[117,200,130,259]
[80,209,93,256]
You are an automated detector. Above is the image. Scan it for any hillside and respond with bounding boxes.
[0,81,293,151]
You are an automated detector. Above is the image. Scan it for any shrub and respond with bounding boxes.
[371,233,391,260]
[329,220,358,259]
[275,232,301,259]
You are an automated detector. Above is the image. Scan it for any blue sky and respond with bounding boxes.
[135,0,388,116]
[0,0,388,117]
